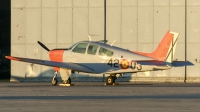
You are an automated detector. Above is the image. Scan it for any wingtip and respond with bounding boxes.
[5,56,19,61]
[5,56,10,59]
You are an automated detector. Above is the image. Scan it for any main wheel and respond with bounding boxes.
[51,78,58,85]
[62,77,71,84]
[106,76,114,85]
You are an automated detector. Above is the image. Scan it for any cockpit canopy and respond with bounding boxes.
[70,42,114,57]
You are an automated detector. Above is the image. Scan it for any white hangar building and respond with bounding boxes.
[10,0,200,83]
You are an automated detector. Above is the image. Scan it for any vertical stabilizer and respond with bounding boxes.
[150,30,174,61]
[132,30,180,63]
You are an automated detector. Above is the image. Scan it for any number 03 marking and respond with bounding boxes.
[130,60,142,70]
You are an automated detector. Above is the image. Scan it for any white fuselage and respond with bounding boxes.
[62,41,171,74]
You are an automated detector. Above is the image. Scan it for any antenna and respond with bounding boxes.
[110,40,116,46]
[88,34,92,41]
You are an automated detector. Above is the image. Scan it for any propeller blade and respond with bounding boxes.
[37,41,50,52]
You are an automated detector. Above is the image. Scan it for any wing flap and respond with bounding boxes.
[5,56,95,73]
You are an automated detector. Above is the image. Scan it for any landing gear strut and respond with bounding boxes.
[52,71,58,85]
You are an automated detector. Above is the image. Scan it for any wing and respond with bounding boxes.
[5,56,96,73]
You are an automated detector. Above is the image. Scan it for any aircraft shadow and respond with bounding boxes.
[9,68,135,83]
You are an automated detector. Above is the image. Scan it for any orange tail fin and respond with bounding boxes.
[133,30,180,63]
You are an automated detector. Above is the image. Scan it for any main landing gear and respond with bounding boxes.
[51,71,71,85]
[106,74,118,85]
[62,77,71,84]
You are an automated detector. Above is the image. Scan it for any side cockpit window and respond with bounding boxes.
[72,43,88,54]
[87,44,98,55]
[99,47,114,57]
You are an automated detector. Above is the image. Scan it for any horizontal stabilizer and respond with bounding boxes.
[135,60,194,67]
[171,61,194,67]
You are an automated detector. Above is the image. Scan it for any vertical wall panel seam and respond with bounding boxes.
[41,0,42,60]
[152,0,154,77]
[104,0,106,43]
[168,0,170,77]
[136,0,138,77]
[88,0,89,35]
[87,0,90,77]
[136,0,138,51]
[25,0,26,57]
[40,0,43,74]
[41,0,42,42]
[11,0,12,72]
[25,0,27,78]
[56,0,58,47]
[184,0,187,83]
[169,0,170,29]
[103,0,106,80]
[120,0,122,47]
[152,0,154,51]
[11,0,13,74]
[71,0,74,43]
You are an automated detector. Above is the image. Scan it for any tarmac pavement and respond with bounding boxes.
[0,82,200,112]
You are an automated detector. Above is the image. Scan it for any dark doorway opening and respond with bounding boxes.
[0,0,11,80]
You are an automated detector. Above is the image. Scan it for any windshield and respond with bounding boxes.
[72,43,88,54]
[68,43,78,50]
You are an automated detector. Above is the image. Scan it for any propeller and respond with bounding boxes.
[37,41,50,52]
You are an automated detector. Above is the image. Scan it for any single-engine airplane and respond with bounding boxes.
[6,30,193,85]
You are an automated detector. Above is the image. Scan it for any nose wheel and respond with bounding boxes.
[51,78,58,85]
[52,71,58,85]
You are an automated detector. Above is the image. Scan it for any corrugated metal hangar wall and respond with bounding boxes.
[11,0,200,82]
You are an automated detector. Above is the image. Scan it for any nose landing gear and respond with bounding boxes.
[51,71,73,86]
[52,71,58,85]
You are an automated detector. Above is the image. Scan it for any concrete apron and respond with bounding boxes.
[10,77,200,83]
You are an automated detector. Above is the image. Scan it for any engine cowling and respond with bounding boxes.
[49,50,65,71]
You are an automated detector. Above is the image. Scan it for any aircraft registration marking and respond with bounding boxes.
[107,58,142,70]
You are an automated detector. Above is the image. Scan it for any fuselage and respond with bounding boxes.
[61,41,171,74]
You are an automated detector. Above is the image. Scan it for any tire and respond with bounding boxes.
[67,77,71,84]
[112,76,116,83]
[51,78,58,85]
[62,77,71,84]
[106,76,114,85]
